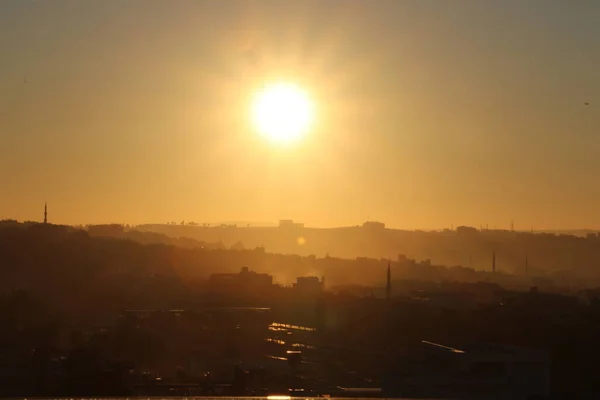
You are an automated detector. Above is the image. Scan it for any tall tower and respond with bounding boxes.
[386,262,391,301]
[492,251,496,273]
[44,202,47,224]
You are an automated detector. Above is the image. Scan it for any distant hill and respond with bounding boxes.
[135,223,600,281]
[0,221,568,296]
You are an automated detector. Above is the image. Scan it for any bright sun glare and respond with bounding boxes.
[251,82,315,144]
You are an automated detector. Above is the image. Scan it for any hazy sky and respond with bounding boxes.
[1,0,599,229]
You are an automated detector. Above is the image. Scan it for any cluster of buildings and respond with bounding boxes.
[208,266,324,298]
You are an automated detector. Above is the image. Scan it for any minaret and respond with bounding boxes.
[386,262,391,301]
[44,202,47,224]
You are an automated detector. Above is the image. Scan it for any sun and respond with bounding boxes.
[251,82,315,144]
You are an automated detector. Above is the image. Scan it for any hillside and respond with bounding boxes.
[135,224,600,279]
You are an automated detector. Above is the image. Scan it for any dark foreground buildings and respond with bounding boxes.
[383,340,549,399]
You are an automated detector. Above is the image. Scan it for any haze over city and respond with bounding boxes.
[1,0,599,229]
[5,2,600,398]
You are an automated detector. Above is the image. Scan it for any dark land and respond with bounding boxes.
[137,221,600,289]
[2,220,600,398]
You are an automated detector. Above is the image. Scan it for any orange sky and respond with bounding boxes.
[1,1,599,229]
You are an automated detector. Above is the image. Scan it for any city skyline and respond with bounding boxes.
[1,1,600,229]
[5,195,600,231]
[5,201,600,233]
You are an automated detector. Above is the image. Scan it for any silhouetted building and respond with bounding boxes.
[209,267,273,296]
[456,225,478,235]
[43,202,47,224]
[294,276,323,296]
[362,221,385,230]
[279,220,304,229]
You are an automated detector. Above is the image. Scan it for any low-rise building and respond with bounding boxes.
[209,267,273,297]
[362,221,385,230]
[279,220,304,229]
[294,276,324,296]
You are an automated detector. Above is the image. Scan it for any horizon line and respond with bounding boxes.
[2,218,600,233]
